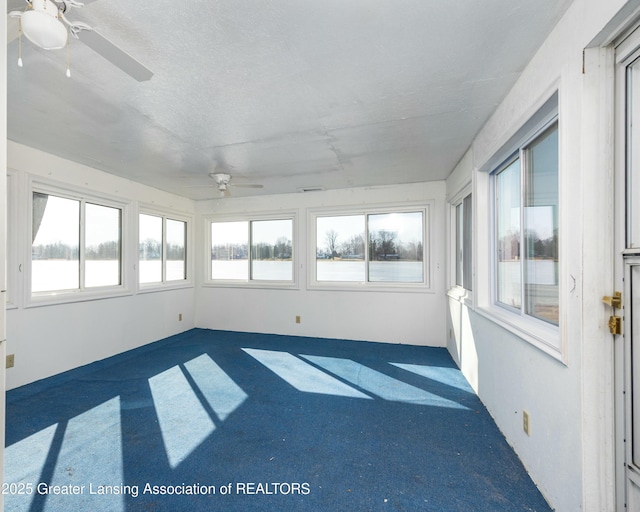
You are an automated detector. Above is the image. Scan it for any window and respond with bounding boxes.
[494,121,558,325]
[314,208,426,286]
[139,213,162,284]
[210,217,293,283]
[31,191,122,295]
[86,203,122,287]
[316,215,365,282]
[6,172,17,307]
[210,221,248,280]
[166,219,187,281]
[251,219,293,281]
[454,193,473,291]
[139,213,188,285]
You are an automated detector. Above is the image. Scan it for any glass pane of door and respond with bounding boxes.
[632,265,640,468]
[628,59,640,248]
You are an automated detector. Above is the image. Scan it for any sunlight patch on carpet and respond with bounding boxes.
[184,354,248,421]
[5,424,58,512]
[242,348,371,399]
[149,367,215,468]
[301,355,469,409]
[390,363,474,393]
[46,397,124,512]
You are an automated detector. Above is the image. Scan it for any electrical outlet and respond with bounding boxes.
[295,315,301,324]
[178,313,183,321]
[523,410,530,436]
[6,354,15,369]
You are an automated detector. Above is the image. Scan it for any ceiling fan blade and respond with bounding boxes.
[233,184,264,189]
[77,29,153,82]
[7,17,20,45]
[7,0,26,12]
[7,0,26,44]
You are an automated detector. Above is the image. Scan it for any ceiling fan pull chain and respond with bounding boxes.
[18,19,23,68]
[66,32,71,78]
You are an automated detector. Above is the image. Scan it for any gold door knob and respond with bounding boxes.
[608,316,622,335]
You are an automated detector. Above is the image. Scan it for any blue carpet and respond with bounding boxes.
[5,329,552,511]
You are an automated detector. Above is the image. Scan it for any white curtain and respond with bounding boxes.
[32,192,49,243]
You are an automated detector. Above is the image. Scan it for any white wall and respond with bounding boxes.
[5,145,447,391]
[5,142,196,390]
[446,0,631,511]
[195,182,447,346]
[1,6,8,510]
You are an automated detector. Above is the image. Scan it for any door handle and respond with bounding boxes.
[602,292,622,309]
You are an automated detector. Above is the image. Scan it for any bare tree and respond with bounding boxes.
[341,234,365,259]
[325,229,339,259]
[370,230,397,260]
[274,236,292,259]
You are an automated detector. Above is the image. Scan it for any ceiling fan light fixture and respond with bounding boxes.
[21,1,68,51]
[209,172,231,184]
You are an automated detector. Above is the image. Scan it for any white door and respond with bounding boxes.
[616,28,640,512]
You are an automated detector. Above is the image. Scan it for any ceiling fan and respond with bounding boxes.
[8,0,153,81]
[210,173,264,197]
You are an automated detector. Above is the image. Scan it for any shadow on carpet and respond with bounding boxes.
[5,329,552,512]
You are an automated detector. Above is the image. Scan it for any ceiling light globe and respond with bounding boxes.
[21,9,68,50]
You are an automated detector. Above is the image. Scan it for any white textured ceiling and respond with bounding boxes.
[7,0,573,200]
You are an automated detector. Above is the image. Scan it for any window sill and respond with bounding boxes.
[475,304,565,364]
[308,282,432,293]
[137,281,194,294]
[202,281,299,291]
[26,287,133,308]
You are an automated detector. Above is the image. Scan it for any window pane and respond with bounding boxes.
[462,194,473,291]
[32,193,80,293]
[368,212,424,283]
[496,159,521,308]
[85,203,121,288]
[251,219,293,281]
[524,124,559,325]
[166,219,186,281]
[211,221,249,280]
[139,214,163,284]
[455,195,473,291]
[455,203,463,287]
[316,215,365,282]
[7,175,14,303]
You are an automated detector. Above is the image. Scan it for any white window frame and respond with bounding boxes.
[307,202,431,292]
[475,91,564,361]
[448,186,473,306]
[203,211,298,289]
[26,179,132,307]
[6,171,19,309]
[137,206,193,292]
